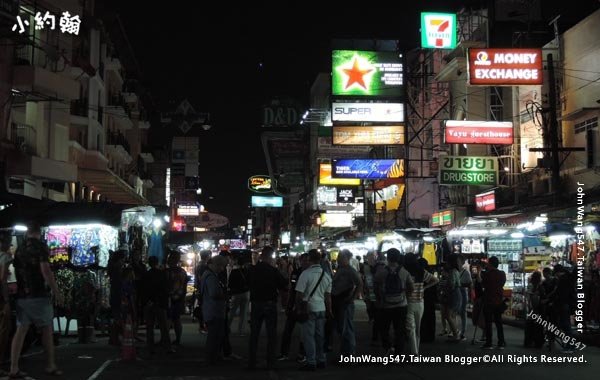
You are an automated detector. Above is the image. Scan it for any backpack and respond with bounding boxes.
[383,266,405,306]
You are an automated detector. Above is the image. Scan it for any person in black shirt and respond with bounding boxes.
[247,246,287,369]
[143,256,173,354]
[277,253,309,362]
[228,254,249,336]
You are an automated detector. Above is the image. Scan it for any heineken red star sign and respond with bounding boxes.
[332,50,404,98]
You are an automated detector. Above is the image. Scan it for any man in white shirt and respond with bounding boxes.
[295,249,332,371]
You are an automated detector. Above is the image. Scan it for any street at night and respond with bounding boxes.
[1,0,600,379]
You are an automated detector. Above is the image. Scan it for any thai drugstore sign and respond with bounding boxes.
[468,48,543,85]
[333,126,405,145]
[332,159,404,180]
[475,190,496,213]
[439,156,498,186]
[421,12,457,49]
[445,120,513,145]
[332,50,403,98]
[331,102,405,122]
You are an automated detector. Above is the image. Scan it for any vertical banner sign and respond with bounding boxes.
[439,156,498,186]
[475,190,496,213]
[421,12,457,49]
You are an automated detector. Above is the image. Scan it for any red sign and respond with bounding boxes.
[475,191,496,213]
[445,120,514,145]
[468,48,543,85]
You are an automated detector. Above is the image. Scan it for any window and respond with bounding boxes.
[574,117,598,134]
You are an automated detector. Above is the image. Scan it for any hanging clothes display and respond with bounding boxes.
[422,242,437,265]
[147,228,165,264]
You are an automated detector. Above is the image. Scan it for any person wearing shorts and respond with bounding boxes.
[10,222,64,378]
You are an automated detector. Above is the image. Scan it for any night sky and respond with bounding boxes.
[102,0,594,225]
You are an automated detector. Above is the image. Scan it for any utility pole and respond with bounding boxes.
[529,53,584,205]
[547,53,561,206]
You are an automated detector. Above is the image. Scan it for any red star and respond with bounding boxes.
[342,58,373,90]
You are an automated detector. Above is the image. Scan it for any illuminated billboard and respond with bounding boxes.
[468,48,543,86]
[248,175,273,193]
[331,102,404,122]
[333,125,405,145]
[319,163,361,186]
[444,120,514,145]
[332,159,404,180]
[475,190,496,213]
[332,50,403,98]
[431,210,453,227]
[251,196,283,208]
[439,156,498,186]
[320,213,353,228]
[421,12,457,49]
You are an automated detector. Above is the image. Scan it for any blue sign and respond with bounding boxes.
[332,159,404,179]
[251,196,283,208]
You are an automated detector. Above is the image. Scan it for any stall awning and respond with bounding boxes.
[0,192,54,228]
[78,168,148,206]
[36,202,132,226]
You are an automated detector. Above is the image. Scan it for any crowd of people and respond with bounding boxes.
[0,221,591,377]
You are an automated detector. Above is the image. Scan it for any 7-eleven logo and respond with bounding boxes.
[421,13,456,49]
[430,19,450,47]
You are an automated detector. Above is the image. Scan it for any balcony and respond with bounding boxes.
[13,65,80,100]
[106,131,132,165]
[106,94,133,129]
[10,123,37,156]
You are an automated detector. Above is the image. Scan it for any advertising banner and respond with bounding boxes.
[320,213,353,228]
[439,156,498,186]
[337,187,356,203]
[444,120,514,145]
[475,190,496,213]
[421,12,457,49]
[332,50,403,98]
[333,125,405,145]
[319,163,361,186]
[331,102,404,122]
[468,48,543,85]
[251,196,283,208]
[332,159,404,180]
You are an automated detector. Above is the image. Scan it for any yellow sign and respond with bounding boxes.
[333,125,405,145]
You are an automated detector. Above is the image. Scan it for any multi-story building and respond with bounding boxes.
[1,0,153,205]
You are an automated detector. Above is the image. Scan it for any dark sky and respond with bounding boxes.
[102,0,596,226]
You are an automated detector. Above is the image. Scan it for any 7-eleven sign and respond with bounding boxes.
[421,12,457,49]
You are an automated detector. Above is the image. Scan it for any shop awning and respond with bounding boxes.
[0,193,54,228]
[78,168,148,205]
[36,202,132,227]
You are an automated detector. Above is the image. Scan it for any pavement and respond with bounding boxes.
[8,302,600,380]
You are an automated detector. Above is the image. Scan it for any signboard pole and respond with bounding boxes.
[547,54,560,207]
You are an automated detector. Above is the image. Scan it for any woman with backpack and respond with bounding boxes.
[405,253,438,354]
